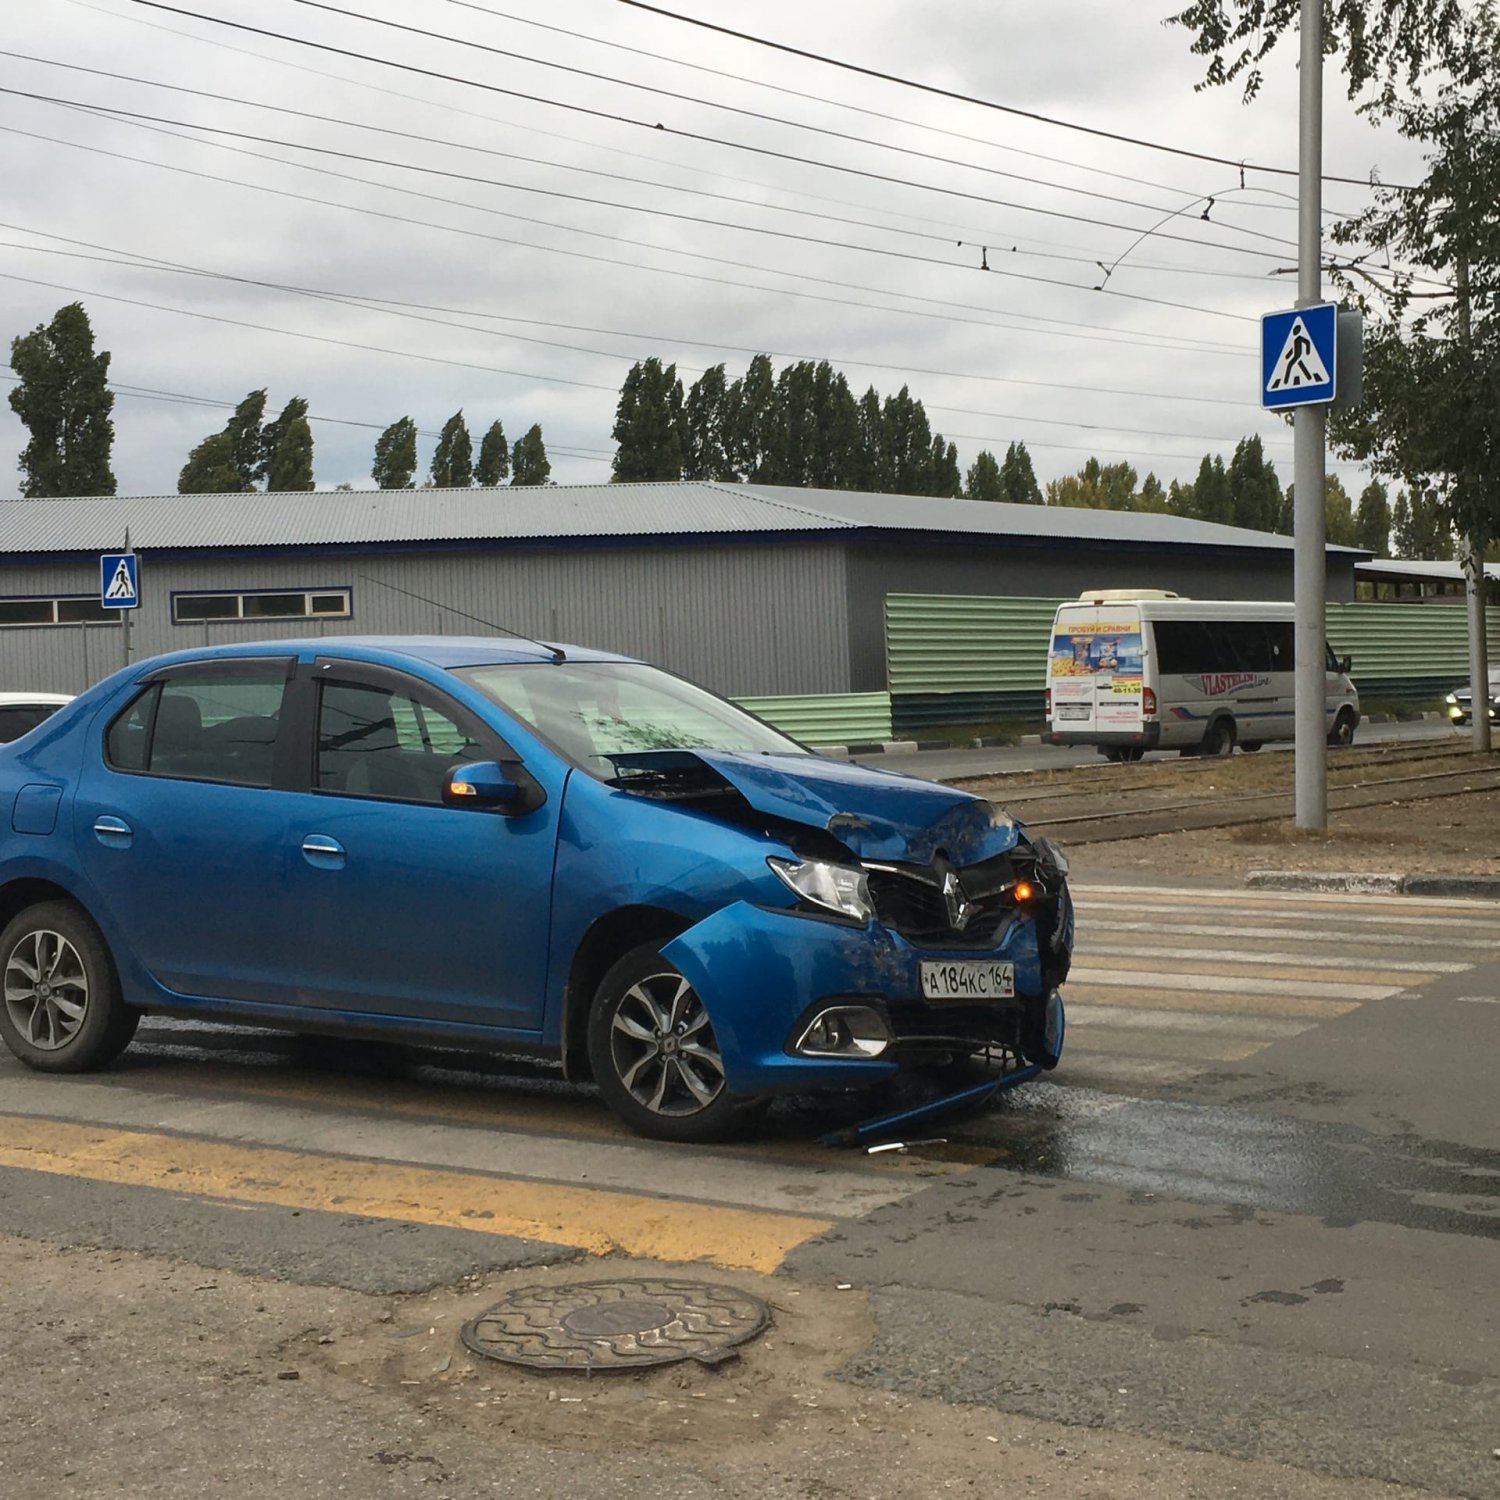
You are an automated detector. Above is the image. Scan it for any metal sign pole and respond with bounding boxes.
[1293,0,1328,830]
[121,526,133,672]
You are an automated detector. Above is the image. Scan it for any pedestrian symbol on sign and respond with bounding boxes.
[99,551,139,610]
[105,558,136,601]
[1266,316,1331,392]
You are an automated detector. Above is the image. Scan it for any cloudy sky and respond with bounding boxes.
[0,0,1430,498]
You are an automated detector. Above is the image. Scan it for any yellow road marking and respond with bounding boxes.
[94,1061,983,1176]
[0,1116,832,1273]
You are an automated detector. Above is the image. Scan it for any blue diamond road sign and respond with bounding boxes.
[100,552,139,610]
[1261,303,1338,410]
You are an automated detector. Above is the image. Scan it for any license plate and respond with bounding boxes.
[1054,704,1090,721]
[920,960,1015,1001]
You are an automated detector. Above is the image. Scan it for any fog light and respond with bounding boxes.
[793,1005,892,1059]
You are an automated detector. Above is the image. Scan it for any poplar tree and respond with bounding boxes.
[266,413,314,491]
[611,358,684,481]
[475,419,510,486]
[510,424,551,486]
[431,411,474,488]
[965,449,1003,501]
[259,397,308,486]
[998,441,1042,505]
[8,302,116,496]
[372,417,418,489]
[682,365,732,481]
[177,433,241,495]
[1355,480,1392,557]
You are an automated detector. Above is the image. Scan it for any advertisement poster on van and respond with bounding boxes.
[1049,624,1143,730]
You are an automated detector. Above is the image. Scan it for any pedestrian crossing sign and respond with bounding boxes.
[1261,303,1338,409]
[100,552,140,609]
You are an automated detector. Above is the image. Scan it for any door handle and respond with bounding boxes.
[92,815,133,848]
[300,834,346,869]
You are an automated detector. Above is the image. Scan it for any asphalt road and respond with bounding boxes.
[3,879,1498,1498]
[864,714,1462,781]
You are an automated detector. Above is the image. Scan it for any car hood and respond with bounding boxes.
[610,749,1022,864]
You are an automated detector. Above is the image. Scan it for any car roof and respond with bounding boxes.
[0,692,74,706]
[124,636,641,672]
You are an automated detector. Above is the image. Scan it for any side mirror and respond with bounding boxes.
[443,759,522,810]
[1339,655,1353,675]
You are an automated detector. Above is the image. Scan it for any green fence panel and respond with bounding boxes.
[887,593,1500,718]
[886,593,1063,695]
[1326,603,1500,692]
[735,691,893,745]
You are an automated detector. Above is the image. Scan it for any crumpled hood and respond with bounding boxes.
[686,750,1022,864]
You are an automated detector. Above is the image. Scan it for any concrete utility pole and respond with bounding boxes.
[1293,0,1328,829]
[1457,255,1492,753]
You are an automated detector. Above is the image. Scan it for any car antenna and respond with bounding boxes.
[356,574,566,661]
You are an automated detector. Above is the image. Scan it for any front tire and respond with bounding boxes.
[0,902,139,1072]
[587,945,747,1142]
[1327,711,1357,748]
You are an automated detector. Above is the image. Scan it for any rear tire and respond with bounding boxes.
[1199,718,1236,758]
[1240,740,1263,753]
[0,902,138,1073]
[587,945,750,1142]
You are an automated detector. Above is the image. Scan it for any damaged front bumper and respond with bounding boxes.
[661,898,1057,1095]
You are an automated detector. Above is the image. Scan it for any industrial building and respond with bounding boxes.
[1,481,1362,739]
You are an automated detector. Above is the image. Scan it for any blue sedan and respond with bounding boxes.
[0,638,1071,1141]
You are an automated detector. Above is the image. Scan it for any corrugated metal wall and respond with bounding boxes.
[734,691,892,745]
[1327,602,1500,694]
[886,593,1500,728]
[0,543,853,699]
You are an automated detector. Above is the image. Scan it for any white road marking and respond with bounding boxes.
[1074,918,1500,951]
[1066,1003,1312,1038]
[1073,942,1463,973]
[1066,967,1402,1002]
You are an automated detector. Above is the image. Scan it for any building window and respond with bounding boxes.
[173,587,351,624]
[0,595,118,627]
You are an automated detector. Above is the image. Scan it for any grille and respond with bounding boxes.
[865,851,1026,949]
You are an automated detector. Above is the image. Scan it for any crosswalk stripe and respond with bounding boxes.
[1071,884,1500,914]
[1063,983,1355,1018]
[1074,942,1461,973]
[1073,899,1500,931]
[1062,1028,1268,1063]
[1060,1055,1200,1087]
[1067,966,1399,1001]
[1072,953,1431,987]
[1066,1003,1314,1039]
[0,1076,918,1218]
[0,1114,832,1273]
[1077,918,1500,951]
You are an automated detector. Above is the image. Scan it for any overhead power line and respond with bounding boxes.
[0,53,1293,287]
[0,230,1281,446]
[116,0,1296,270]
[0,269,623,394]
[7,87,1259,326]
[614,0,1411,192]
[282,0,1295,252]
[0,119,1246,358]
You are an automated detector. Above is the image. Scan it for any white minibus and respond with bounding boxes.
[1044,591,1360,761]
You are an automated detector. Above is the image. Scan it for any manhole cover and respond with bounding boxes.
[460,1277,771,1372]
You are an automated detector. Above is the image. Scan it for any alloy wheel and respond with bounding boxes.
[609,972,726,1118]
[4,929,90,1050]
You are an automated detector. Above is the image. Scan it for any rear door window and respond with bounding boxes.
[105,669,289,786]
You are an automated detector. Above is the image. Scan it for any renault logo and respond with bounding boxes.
[942,870,973,931]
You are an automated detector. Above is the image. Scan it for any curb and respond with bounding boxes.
[1247,869,1500,898]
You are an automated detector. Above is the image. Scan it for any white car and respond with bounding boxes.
[1444,671,1500,727]
[0,692,73,744]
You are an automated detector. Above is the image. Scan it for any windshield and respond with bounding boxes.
[457,661,805,773]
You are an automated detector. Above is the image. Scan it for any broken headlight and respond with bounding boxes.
[768,856,873,923]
